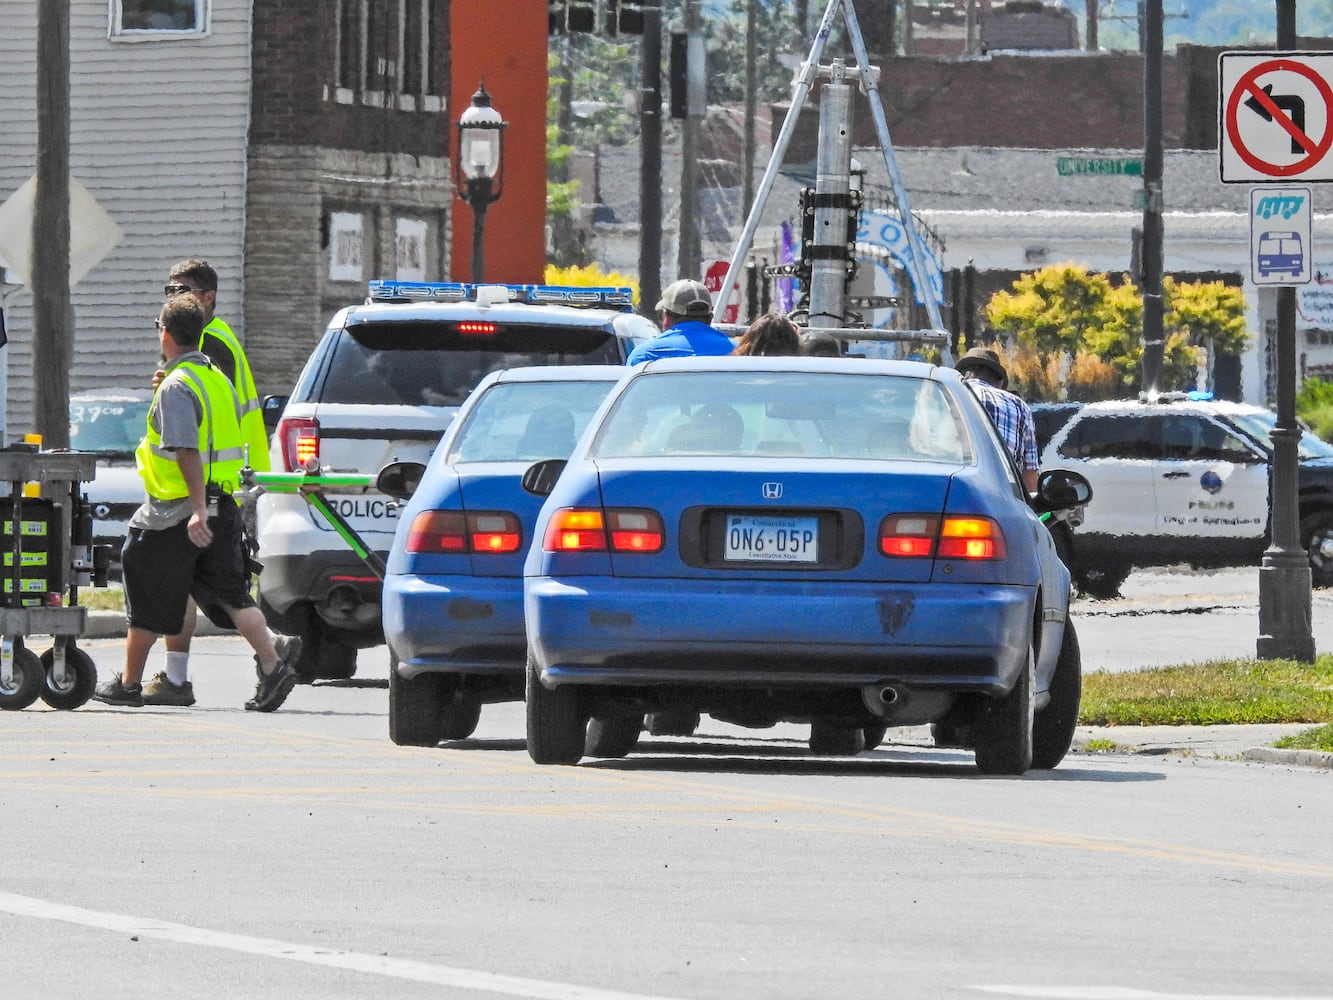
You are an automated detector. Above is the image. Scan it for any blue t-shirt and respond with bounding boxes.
[626,319,736,365]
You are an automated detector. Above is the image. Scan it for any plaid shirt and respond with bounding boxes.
[965,377,1040,476]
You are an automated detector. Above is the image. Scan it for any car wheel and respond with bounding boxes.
[283,605,357,683]
[1300,509,1333,588]
[1031,621,1082,769]
[645,709,700,736]
[0,646,46,711]
[525,655,586,765]
[973,644,1035,776]
[1076,559,1131,600]
[862,722,889,751]
[808,721,867,756]
[38,646,98,711]
[388,654,445,747]
[584,715,642,758]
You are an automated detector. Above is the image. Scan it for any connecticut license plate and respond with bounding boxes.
[724,514,818,563]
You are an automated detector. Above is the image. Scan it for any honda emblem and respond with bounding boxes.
[762,482,783,499]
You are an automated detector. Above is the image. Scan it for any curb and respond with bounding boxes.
[1240,747,1333,770]
[83,610,229,640]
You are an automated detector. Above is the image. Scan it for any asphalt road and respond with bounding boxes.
[2,615,1332,1000]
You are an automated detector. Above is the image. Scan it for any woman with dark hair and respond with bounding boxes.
[731,311,801,357]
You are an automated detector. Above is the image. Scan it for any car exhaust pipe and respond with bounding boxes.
[861,683,904,717]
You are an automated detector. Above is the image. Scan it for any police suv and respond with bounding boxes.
[255,280,656,680]
[1040,394,1333,598]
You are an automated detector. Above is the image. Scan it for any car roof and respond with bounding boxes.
[340,298,635,330]
[480,364,628,385]
[1076,396,1269,417]
[630,355,950,379]
[70,387,154,404]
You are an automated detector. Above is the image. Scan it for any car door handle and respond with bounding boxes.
[1162,470,1191,479]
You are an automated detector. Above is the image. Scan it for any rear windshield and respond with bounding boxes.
[318,322,622,406]
[447,379,619,463]
[590,370,969,462]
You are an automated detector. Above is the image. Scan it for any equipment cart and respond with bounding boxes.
[0,446,110,711]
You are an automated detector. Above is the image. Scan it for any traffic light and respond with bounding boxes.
[548,1,650,36]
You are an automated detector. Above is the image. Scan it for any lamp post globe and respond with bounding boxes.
[456,84,506,282]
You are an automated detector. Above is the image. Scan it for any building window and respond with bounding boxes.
[111,0,208,36]
[328,212,365,283]
[332,0,439,109]
[395,218,428,282]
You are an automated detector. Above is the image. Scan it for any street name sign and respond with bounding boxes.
[1219,52,1333,183]
[1056,156,1142,176]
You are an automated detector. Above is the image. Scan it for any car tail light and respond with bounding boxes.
[456,321,497,335]
[277,416,319,472]
[406,511,521,554]
[937,517,1006,560]
[879,515,1006,560]
[544,508,664,553]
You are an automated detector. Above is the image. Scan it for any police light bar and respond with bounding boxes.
[367,280,634,310]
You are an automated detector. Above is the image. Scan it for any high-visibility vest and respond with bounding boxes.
[201,317,271,472]
[136,358,248,501]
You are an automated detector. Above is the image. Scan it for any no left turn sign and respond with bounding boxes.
[1219,52,1333,183]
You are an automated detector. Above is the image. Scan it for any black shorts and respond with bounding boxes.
[122,492,257,635]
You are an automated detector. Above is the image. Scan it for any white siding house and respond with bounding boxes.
[0,0,252,440]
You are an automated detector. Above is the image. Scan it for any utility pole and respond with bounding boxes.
[1084,0,1098,51]
[639,2,663,318]
[1139,0,1164,397]
[743,0,756,231]
[676,0,702,281]
[1257,0,1316,663]
[33,0,72,449]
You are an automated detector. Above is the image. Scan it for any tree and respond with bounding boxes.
[981,264,1248,402]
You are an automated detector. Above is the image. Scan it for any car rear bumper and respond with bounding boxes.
[383,573,525,673]
[526,576,1035,695]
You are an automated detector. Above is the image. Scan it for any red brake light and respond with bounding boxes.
[544,508,664,553]
[937,517,1006,560]
[276,416,319,471]
[545,509,607,551]
[879,515,939,557]
[457,321,496,335]
[406,511,521,554]
[878,515,1005,560]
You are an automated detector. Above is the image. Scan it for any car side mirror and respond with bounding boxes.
[262,394,288,435]
[376,461,426,500]
[1036,468,1092,509]
[521,459,567,497]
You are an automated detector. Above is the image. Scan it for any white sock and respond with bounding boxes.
[165,652,190,686]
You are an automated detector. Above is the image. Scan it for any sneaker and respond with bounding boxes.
[93,674,143,708]
[245,660,298,713]
[142,672,196,707]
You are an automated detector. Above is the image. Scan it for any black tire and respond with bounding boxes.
[388,654,446,746]
[525,655,586,765]
[0,645,45,711]
[645,709,700,736]
[1301,509,1333,588]
[285,606,357,683]
[862,722,889,751]
[438,688,483,741]
[1032,621,1082,770]
[1076,559,1131,600]
[808,721,867,756]
[38,645,98,711]
[584,715,642,758]
[973,645,1035,776]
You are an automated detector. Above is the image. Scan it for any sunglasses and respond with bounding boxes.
[164,283,206,296]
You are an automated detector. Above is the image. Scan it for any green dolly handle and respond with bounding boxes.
[241,468,387,580]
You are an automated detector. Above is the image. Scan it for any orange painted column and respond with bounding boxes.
[450,3,548,284]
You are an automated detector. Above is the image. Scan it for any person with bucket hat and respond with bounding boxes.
[956,346,1040,494]
[626,278,736,365]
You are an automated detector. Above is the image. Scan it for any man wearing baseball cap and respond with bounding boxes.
[626,278,736,365]
[956,346,1040,494]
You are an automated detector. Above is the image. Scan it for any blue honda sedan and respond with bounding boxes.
[522,357,1091,774]
[382,365,625,746]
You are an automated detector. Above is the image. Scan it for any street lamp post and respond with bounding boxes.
[455,84,506,282]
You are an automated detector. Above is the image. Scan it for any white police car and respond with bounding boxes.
[1040,394,1333,597]
[255,280,657,680]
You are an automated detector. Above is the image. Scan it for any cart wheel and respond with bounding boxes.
[39,646,98,711]
[0,646,46,711]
